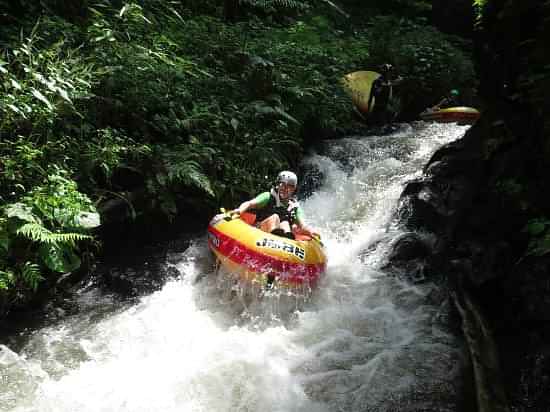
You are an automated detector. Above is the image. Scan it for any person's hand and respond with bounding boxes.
[305,227,320,238]
[287,199,298,212]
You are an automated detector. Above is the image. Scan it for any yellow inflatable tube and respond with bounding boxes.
[207,213,327,290]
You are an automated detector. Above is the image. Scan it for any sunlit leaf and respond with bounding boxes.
[74,211,101,229]
[57,87,72,103]
[6,203,40,224]
[76,78,92,87]
[31,88,54,110]
[168,7,185,23]
[119,4,130,17]
[10,79,22,90]
[7,104,23,115]
[0,270,14,289]
[46,80,57,92]
[32,72,46,83]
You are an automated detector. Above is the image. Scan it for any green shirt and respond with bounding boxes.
[252,191,305,224]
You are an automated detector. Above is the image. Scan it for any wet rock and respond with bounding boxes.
[388,232,432,262]
[101,262,180,298]
[383,232,436,283]
[396,184,444,234]
[391,105,548,411]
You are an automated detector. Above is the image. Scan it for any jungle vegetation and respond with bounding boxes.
[0,0,477,315]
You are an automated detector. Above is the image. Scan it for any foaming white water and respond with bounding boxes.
[3,122,470,412]
[7,270,326,412]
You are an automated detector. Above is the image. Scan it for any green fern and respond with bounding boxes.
[2,186,96,278]
[473,0,488,28]
[15,223,92,246]
[164,160,215,197]
[0,268,15,290]
[146,144,216,219]
[19,262,42,291]
[155,144,216,197]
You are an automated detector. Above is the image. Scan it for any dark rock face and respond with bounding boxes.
[94,230,195,299]
[388,232,431,262]
[388,1,550,409]
[395,126,486,247]
[391,112,550,409]
[383,232,434,283]
[100,260,181,298]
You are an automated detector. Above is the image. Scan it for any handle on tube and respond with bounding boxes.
[220,208,240,220]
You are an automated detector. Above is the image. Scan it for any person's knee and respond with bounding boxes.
[264,215,279,225]
[265,214,279,224]
[260,214,280,232]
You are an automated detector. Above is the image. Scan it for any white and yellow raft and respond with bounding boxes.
[207,212,327,291]
[420,106,480,124]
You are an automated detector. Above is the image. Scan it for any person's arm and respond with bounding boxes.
[430,97,448,111]
[234,199,255,215]
[293,207,320,237]
[441,96,451,107]
[234,192,271,214]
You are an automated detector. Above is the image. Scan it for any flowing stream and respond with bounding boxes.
[1,122,471,412]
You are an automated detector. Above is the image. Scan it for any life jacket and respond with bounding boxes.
[253,188,299,224]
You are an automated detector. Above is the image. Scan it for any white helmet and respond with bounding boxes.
[277,170,298,187]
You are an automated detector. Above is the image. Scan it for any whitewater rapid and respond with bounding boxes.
[1,122,470,412]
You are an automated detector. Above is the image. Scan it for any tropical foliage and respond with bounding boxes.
[0,0,476,314]
[1,171,100,294]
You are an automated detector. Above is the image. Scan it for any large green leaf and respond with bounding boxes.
[74,211,101,229]
[38,244,81,273]
[524,220,549,236]
[5,203,40,224]
[0,271,14,290]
